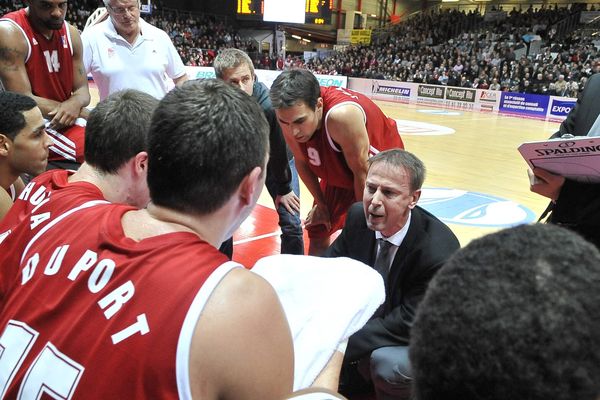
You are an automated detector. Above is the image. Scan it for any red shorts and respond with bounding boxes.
[306,181,356,239]
[46,121,86,164]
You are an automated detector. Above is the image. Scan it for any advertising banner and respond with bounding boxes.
[185,66,347,88]
[350,29,372,45]
[546,97,576,121]
[348,77,571,121]
[499,92,550,118]
[476,90,500,112]
[417,84,446,106]
[444,87,476,110]
[370,80,413,103]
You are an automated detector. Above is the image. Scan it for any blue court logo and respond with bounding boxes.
[419,188,537,227]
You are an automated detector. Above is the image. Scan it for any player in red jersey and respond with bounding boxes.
[0,89,157,234]
[0,89,157,308]
[0,0,90,168]
[0,91,52,220]
[270,69,404,255]
[0,79,297,399]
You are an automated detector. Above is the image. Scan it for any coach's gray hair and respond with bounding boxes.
[368,149,426,193]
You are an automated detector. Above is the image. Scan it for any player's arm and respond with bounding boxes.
[284,130,326,208]
[311,349,343,390]
[0,188,13,221]
[189,267,294,399]
[47,24,90,129]
[0,22,62,115]
[173,73,188,87]
[284,132,331,229]
[267,110,299,214]
[326,105,370,201]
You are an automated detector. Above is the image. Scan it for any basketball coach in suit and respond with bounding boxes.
[325,149,460,400]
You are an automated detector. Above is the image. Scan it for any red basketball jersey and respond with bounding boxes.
[1,9,73,102]
[1,10,85,163]
[300,86,404,189]
[0,170,104,306]
[0,169,84,232]
[0,203,234,398]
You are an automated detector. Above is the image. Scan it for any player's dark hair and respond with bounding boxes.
[0,91,37,140]
[85,89,158,173]
[410,223,600,400]
[270,69,321,110]
[147,79,269,215]
[368,149,425,192]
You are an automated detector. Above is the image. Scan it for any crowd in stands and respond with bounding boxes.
[1,0,598,97]
[305,5,600,97]
[144,9,258,67]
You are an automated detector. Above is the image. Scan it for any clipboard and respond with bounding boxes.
[518,136,600,183]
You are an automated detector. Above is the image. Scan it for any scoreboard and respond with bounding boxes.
[237,0,333,25]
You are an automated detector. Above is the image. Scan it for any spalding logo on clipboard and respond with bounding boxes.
[518,136,600,183]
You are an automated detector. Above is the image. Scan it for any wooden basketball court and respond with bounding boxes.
[233,100,560,266]
[88,84,560,266]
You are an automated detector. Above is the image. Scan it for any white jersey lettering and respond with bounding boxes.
[88,259,115,293]
[111,314,149,344]
[29,212,51,230]
[21,254,39,285]
[98,281,135,319]
[67,249,97,281]
[44,245,70,276]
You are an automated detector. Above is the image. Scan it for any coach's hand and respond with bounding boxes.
[529,167,565,201]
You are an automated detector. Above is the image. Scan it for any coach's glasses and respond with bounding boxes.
[106,3,139,15]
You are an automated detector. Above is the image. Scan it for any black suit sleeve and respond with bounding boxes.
[332,206,460,362]
[344,256,443,361]
[265,107,293,196]
[550,74,600,232]
[323,203,373,265]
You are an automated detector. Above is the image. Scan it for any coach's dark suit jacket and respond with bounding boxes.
[547,73,600,248]
[325,202,460,362]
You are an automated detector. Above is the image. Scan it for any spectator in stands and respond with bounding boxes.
[410,223,600,400]
[554,74,569,96]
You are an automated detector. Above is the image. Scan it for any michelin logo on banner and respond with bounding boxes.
[371,81,411,97]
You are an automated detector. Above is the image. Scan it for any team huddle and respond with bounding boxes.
[0,0,599,399]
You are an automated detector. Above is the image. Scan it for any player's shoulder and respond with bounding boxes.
[0,16,26,40]
[326,101,364,127]
[66,21,82,38]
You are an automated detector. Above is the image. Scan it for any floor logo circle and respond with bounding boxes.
[419,188,536,227]
[395,119,455,136]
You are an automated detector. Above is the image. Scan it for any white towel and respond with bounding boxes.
[252,255,385,391]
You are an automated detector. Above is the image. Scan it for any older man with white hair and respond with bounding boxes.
[81,0,188,100]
